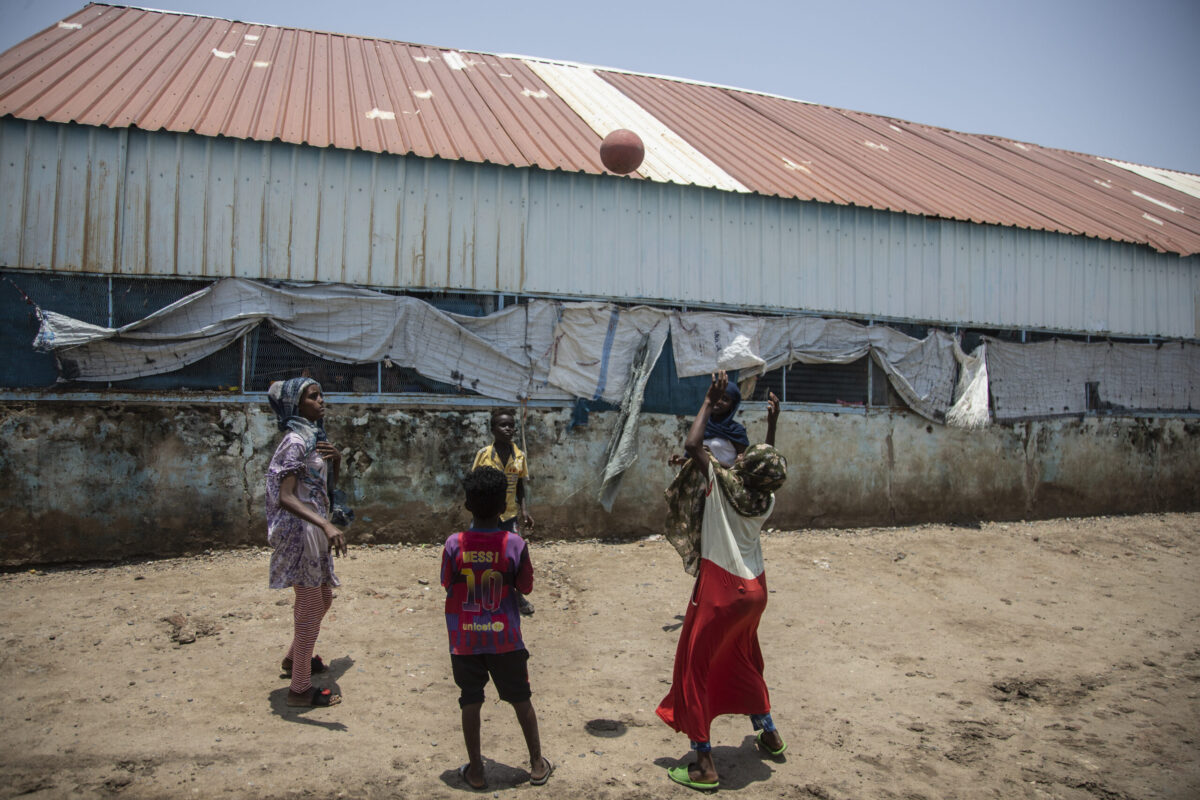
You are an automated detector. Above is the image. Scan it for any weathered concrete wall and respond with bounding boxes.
[1,402,1197,565]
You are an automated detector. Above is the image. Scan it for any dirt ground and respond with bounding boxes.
[2,513,1198,800]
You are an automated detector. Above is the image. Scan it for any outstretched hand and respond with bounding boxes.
[706,370,729,406]
[765,390,780,447]
[767,391,780,424]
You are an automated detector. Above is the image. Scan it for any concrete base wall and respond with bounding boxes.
[2,402,1197,565]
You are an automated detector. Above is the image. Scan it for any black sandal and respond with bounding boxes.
[281,655,327,677]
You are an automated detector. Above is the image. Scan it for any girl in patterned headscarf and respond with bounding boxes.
[265,377,346,707]
[658,371,789,790]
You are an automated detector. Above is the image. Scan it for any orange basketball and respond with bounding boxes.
[600,129,644,174]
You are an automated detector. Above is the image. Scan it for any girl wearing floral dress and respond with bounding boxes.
[265,377,346,707]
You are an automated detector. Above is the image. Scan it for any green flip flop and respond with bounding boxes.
[667,765,718,791]
[756,729,788,757]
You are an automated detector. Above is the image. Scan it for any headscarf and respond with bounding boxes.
[703,382,749,448]
[267,377,327,454]
[663,443,788,575]
[713,444,788,517]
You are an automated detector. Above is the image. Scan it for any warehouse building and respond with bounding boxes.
[1,3,1197,563]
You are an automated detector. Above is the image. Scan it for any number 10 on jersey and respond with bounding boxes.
[461,567,503,612]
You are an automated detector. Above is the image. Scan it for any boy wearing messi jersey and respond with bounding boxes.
[441,466,552,790]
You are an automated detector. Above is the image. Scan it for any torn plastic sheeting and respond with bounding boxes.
[33,278,571,402]
[945,343,990,429]
[669,312,765,374]
[548,303,670,405]
[682,313,961,423]
[598,332,665,512]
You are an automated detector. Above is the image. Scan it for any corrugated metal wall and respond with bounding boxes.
[3,119,1196,339]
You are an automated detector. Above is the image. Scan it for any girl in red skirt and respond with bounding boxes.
[657,371,788,790]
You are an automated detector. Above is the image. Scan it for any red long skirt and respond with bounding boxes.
[656,559,770,743]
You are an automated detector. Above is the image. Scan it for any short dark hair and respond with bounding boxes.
[490,407,517,425]
[463,466,508,518]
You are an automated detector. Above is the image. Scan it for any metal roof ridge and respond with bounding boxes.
[89,2,271,28]
[85,2,488,54]
[502,53,819,108]
[1101,158,1200,181]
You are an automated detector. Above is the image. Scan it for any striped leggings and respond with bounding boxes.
[287,584,333,694]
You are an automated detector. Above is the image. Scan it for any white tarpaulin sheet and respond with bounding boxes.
[945,343,990,429]
[987,339,1200,420]
[598,332,666,511]
[33,278,1198,426]
[34,278,572,401]
[674,313,966,423]
[33,280,971,422]
[547,303,671,405]
[669,312,765,374]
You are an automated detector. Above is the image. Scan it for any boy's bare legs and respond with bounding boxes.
[512,700,549,781]
[460,702,487,789]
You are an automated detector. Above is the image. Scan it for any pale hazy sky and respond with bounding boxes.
[3,0,1198,174]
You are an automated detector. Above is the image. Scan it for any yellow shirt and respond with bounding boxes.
[471,443,529,522]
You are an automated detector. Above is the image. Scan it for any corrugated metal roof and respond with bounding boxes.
[522,59,749,193]
[0,3,609,173]
[1,3,1198,256]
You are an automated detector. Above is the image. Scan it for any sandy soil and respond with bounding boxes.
[2,513,1198,800]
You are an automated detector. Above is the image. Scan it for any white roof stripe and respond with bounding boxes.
[523,60,749,193]
[1103,158,1200,203]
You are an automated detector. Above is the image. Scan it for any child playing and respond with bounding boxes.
[702,380,750,466]
[441,466,553,790]
[472,407,536,614]
[668,379,749,468]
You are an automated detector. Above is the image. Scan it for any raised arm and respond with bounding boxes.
[765,391,780,447]
[316,440,341,501]
[685,371,729,467]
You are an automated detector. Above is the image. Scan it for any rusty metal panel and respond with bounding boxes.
[313,151,350,283]
[594,70,1200,257]
[0,123,28,267]
[230,140,267,280]
[0,5,612,172]
[3,4,1198,260]
[202,136,237,278]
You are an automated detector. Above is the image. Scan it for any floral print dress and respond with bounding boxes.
[265,431,339,589]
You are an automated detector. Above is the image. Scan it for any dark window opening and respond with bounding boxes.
[751,357,871,406]
[246,325,379,393]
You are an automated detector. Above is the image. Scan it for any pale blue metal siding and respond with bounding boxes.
[2,119,1196,339]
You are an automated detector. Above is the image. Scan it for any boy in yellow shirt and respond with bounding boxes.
[472,407,536,614]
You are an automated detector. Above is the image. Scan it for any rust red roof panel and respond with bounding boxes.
[1,3,1197,255]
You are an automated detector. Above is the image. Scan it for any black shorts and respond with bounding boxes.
[451,649,532,707]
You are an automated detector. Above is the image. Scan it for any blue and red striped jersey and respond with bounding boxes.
[441,528,533,655]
